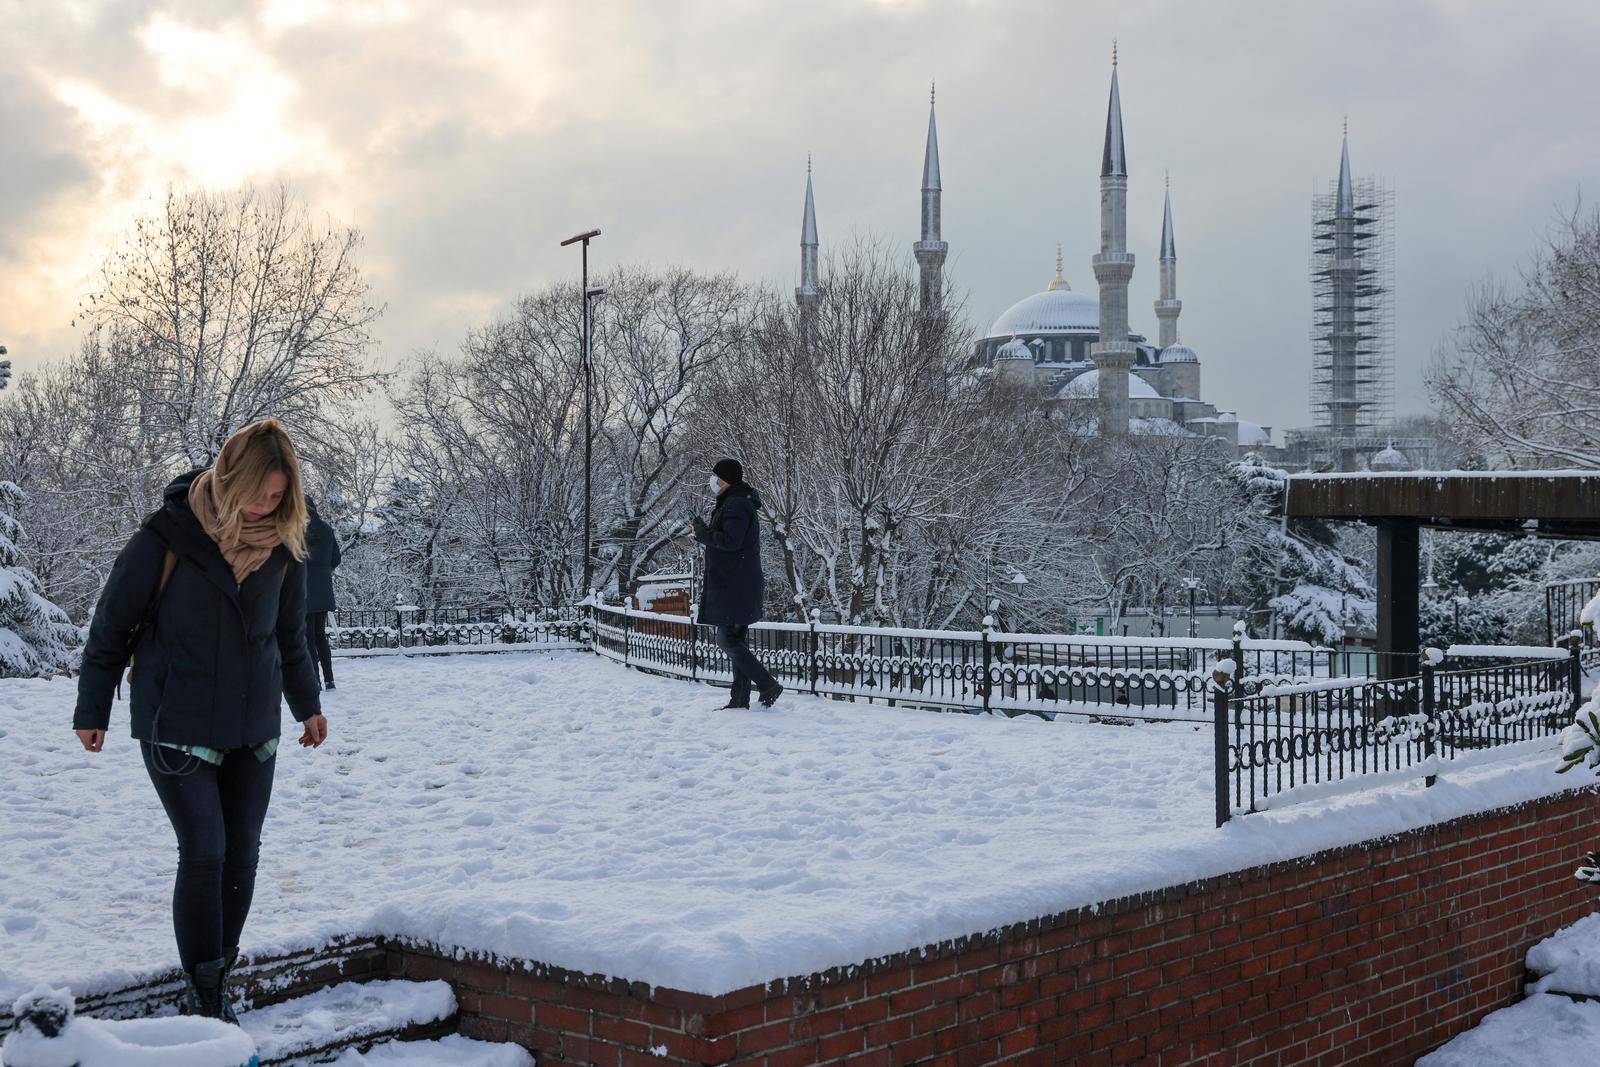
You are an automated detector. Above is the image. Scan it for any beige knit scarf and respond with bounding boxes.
[188,468,282,585]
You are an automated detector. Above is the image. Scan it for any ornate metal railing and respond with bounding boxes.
[1545,578,1600,661]
[329,616,584,651]
[1214,642,1580,825]
[589,601,1341,721]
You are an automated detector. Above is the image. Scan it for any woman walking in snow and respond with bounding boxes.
[691,458,783,709]
[303,497,341,691]
[72,419,327,1023]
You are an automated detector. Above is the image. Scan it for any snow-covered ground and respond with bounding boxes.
[1415,994,1600,1066]
[1527,912,1600,996]
[0,651,1586,1004]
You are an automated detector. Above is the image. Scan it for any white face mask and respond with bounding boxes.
[709,474,723,494]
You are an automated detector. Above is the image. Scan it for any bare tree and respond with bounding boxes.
[388,283,591,611]
[589,266,750,595]
[1430,202,1600,469]
[690,293,817,620]
[783,241,977,625]
[81,183,385,464]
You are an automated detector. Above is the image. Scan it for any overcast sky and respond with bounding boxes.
[2,0,1597,434]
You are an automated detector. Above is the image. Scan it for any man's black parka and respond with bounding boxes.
[693,484,765,627]
[74,470,323,748]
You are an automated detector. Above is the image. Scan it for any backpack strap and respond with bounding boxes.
[118,549,178,699]
[157,550,177,599]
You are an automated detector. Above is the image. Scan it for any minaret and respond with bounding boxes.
[1090,43,1135,438]
[797,155,820,323]
[1155,172,1181,350]
[1327,122,1360,449]
[913,82,947,312]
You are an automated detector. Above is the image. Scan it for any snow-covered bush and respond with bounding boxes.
[1226,456,1374,645]
[0,481,78,676]
[1555,698,1600,887]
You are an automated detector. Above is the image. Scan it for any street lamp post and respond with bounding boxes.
[560,229,602,596]
[1182,577,1201,639]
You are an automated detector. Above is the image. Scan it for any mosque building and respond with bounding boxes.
[793,51,1281,457]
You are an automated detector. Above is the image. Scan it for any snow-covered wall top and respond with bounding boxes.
[1290,469,1600,481]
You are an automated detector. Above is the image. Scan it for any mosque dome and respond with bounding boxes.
[1370,445,1411,471]
[995,335,1033,361]
[985,288,1100,339]
[1159,343,1198,364]
[1058,369,1161,401]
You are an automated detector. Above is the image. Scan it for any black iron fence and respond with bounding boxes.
[589,602,1376,721]
[328,607,583,651]
[1545,579,1600,670]
[1214,641,1580,825]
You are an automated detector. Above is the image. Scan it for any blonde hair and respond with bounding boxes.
[211,419,309,559]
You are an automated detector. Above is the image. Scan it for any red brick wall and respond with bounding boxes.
[396,787,1600,1066]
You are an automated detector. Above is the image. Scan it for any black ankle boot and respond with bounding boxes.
[183,957,228,1019]
[218,946,241,1024]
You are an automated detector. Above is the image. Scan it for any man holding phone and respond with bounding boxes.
[688,459,783,709]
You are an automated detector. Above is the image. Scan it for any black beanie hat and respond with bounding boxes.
[712,458,744,485]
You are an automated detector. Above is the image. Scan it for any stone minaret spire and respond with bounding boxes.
[797,154,820,320]
[913,82,948,311]
[1155,171,1181,350]
[1090,43,1135,437]
[1337,116,1354,218]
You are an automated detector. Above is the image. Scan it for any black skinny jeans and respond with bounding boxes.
[141,742,276,972]
[714,624,778,706]
[305,611,334,688]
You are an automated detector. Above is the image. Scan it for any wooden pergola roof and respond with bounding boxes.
[1284,471,1600,540]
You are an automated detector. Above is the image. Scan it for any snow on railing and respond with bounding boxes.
[1444,643,1572,661]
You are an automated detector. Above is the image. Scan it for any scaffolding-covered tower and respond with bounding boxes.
[1309,130,1394,470]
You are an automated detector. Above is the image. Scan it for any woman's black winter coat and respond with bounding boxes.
[693,484,765,627]
[303,505,341,614]
[73,470,323,748]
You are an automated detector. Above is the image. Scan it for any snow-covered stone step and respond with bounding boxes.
[237,979,456,1065]
[1416,993,1600,1065]
[1526,911,1600,998]
[325,1035,535,1066]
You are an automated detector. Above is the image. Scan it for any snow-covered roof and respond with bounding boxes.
[995,336,1032,362]
[1158,343,1198,364]
[1058,369,1163,401]
[1370,445,1410,471]
[1236,420,1271,447]
[985,288,1100,339]
[1131,417,1194,437]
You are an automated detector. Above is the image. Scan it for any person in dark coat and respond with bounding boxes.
[690,458,783,709]
[303,498,341,690]
[73,419,326,1024]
